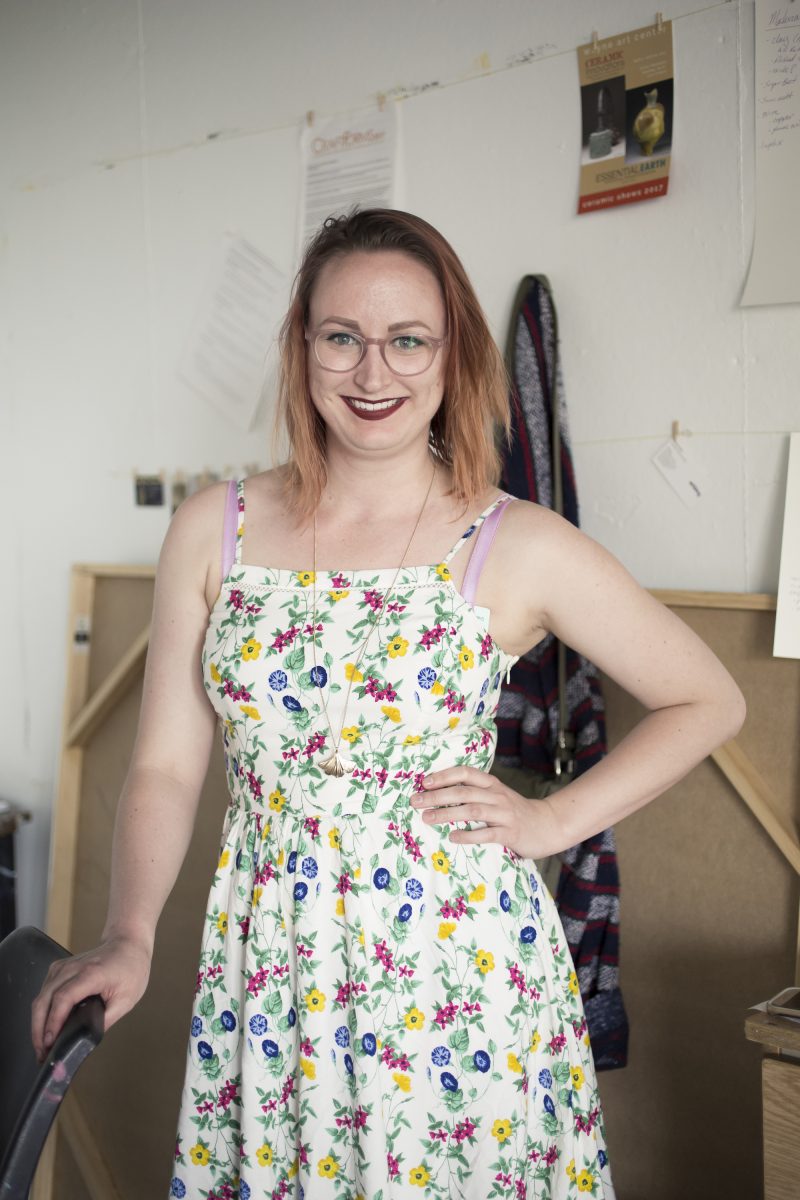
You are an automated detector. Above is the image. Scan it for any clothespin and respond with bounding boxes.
[591,30,599,51]
[656,11,663,32]
[671,420,680,442]
[306,110,315,128]
[377,92,386,113]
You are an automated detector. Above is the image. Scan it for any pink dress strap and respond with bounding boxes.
[221,479,239,581]
[460,496,513,605]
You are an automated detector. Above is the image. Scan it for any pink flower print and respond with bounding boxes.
[352,767,372,781]
[336,873,352,894]
[413,772,426,793]
[495,1173,512,1188]
[245,603,262,614]
[335,1114,352,1129]
[465,741,478,754]
[480,729,492,748]
[480,633,493,658]
[444,689,466,713]
[282,747,299,761]
[461,1000,482,1016]
[303,731,326,757]
[364,676,379,697]
[398,963,415,978]
[429,1128,448,1143]
[238,496,245,512]
[297,1141,308,1165]
[508,963,527,994]
[374,939,395,972]
[548,1033,567,1054]
[246,770,263,800]
[228,588,244,611]
[440,895,467,920]
[453,1117,477,1143]
[375,684,397,702]
[402,829,423,861]
[303,816,320,840]
[434,1001,458,1029]
[387,1153,400,1179]
[543,1146,559,1167]
[271,624,301,652]
[279,1074,296,1106]
[246,966,269,996]
[386,601,406,612]
[516,1179,527,1199]
[303,621,323,636]
[195,971,203,994]
[300,1037,313,1057]
[237,917,250,939]
[331,574,350,588]
[419,623,446,649]
[363,589,384,611]
[196,1100,214,1114]
[375,767,388,789]
[354,1106,368,1129]
[296,943,313,959]
[217,1079,239,1110]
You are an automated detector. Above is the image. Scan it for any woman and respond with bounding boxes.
[33,208,744,1199]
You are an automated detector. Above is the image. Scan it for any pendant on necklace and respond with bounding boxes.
[320,750,356,778]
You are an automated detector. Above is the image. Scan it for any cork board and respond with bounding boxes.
[43,579,798,1200]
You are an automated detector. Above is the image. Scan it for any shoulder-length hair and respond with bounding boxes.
[276,207,510,517]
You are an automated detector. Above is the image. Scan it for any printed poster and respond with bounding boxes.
[577,20,673,214]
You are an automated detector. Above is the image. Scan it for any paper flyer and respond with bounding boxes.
[741,0,800,306]
[577,19,673,214]
[298,105,398,255]
[774,433,800,660]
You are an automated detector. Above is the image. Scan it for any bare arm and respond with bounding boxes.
[32,484,226,1057]
[414,506,746,856]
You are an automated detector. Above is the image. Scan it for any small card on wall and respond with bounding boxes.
[577,18,673,214]
[774,433,800,660]
[651,439,707,508]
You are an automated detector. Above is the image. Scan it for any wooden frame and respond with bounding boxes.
[34,571,795,1197]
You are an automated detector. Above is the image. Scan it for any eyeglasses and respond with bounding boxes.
[305,328,446,377]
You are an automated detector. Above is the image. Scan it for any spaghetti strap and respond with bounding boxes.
[460,495,513,605]
[220,479,242,580]
[442,493,511,564]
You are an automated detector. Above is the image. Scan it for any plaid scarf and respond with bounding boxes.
[495,276,629,1070]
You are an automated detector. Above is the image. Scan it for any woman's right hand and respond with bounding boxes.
[31,934,152,1062]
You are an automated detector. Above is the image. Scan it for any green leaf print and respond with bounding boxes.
[552,1062,571,1083]
[285,645,305,672]
[199,993,215,1018]
[448,1028,469,1052]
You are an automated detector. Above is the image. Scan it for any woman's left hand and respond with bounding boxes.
[410,767,569,860]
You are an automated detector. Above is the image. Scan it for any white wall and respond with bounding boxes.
[1,0,796,930]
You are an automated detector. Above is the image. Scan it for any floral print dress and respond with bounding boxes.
[171,483,615,1200]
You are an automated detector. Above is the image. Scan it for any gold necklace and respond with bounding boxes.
[310,463,437,778]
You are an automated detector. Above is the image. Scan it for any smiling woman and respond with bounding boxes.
[31,207,744,1200]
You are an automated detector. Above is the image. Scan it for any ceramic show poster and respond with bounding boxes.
[577,19,673,215]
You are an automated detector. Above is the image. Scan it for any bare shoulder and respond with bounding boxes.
[241,465,292,514]
[159,480,233,612]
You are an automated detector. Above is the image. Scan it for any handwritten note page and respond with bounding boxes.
[742,0,800,305]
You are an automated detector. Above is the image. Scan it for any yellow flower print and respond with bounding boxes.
[438,921,457,939]
[288,1157,299,1178]
[568,971,579,996]
[475,949,495,974]
[404,1006,425,1031]
[403,734,421,745]
[239,705,261,720]
[435,562,451,581]
[431,680,445,695]
[297,571,316,587]
[566,1160,577,1181]
[329,589,350,601]
[577,1170,595,1193]
[381,705,401,723]
[584,1032,591,1047]
[217,849,230,870]
[354,866,361,878]
[251,886,263,908]
[335,897,345,916]
[469,883,486,902]
[358,929,365,945]
[459,644,475,670]
[393,1072,411,1092]
[432,851,450,874]
[345,662,364,681]
[269,789,286,812]
[448,716,460,729]
[276,849,285,866]
[329,827,341,849]
[409,1164,430,1187]
[570,1065,585,1090]
[340,726,361,745]
[317,1156,339,1179]
[300,1057,316,1079]
[256,1143,273,1168]
[210,661,221,683]
[387,634,409,658]
[190,1141,210,1166]
[491,1118,512,1143]
[241,637,262,661]
[216,912,228,933]
[305,988,327,1013]
[261,820,271,841]
[507,1052,523,1074]
[530,1031,541,1051]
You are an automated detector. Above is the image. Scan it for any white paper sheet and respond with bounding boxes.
[178,235,287,431]
[742,0,800,306]
[298,105,398,254]
[774,433,800,659]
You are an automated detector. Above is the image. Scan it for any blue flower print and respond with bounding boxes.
[240,1183,251,1200]
[499,890,511,912]
[262,1039,280,1058]
[473,1050,491,1073]
[362,1032,377,1056]
[170,1180,186,1198]
[287,1007,297,1027]
[287,851,297,873]
[197,1041,213,1060]
[533,898,541,915]
[529,872,539,893]
[293,881,308,901]
[397,903,412,922]
[282,695,303,712]
[599,1150,608,1168]
[476,701,485,716]
[520,926,537,944]
[344,1053,354,1074]
[417,667,437,689]
[335,1026,350,1047]
[269,670,287,691]
[232,759,239,776]
[480,677,489,697]
[249,1014,268,1036]
[493,671,501,689]
[406,878,423,899]
[301,857,318,879]
[373,867,391,889]
[441,1071,460,1092]
[538,1068,553,1089]
[191,1016,202,1037]
[220,1010,236,1031]
[431,1046,451,1066]
[544,1094,555,1115]
[309,666,327,687]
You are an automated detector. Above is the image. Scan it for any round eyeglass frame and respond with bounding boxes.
[305,328,446,377]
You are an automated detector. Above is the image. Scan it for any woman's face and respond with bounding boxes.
[306,250,447,459]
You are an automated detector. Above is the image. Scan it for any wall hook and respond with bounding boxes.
[656,11,664,32]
